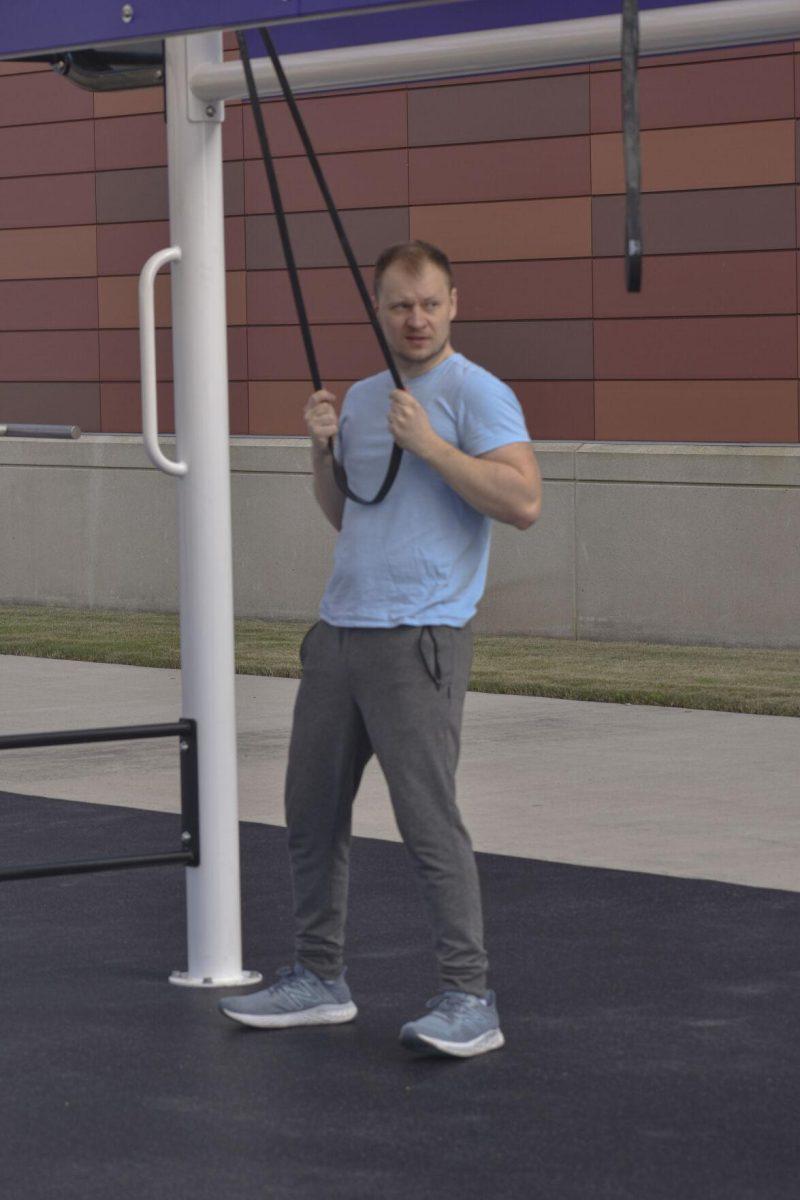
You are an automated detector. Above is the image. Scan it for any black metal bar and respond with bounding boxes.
[0,720,192,753]
[178,719,200,868]
[0,718,199,882]
[0,851,193,884]
[622,0,642,293]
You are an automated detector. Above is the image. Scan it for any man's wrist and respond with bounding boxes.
[417,430,453,467]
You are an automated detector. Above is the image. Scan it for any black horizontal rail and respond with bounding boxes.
[0,719,199,883]
[1,850,194,883]
[0,720,192,752]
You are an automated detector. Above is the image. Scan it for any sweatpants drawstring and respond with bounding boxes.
[418,626,442,689]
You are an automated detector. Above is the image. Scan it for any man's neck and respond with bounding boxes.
[399,344,455,382]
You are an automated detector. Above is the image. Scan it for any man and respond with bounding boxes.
[220,240,541,1057]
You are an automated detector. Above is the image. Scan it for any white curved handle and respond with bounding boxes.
[139,246,187,477]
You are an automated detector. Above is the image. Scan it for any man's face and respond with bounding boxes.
[375,261,457,378]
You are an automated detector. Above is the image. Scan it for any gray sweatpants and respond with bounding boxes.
[284,620,488,996]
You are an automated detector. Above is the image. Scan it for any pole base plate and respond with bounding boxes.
[169,968,263,989]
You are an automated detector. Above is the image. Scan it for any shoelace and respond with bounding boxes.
[426,991,482,1019]
[272,965,321,1003]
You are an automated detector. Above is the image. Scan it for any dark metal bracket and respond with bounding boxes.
[11,42,164,92]
[0,719,199,883]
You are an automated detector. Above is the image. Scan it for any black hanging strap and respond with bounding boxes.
[237,29,404,506]
[622,0,643,293]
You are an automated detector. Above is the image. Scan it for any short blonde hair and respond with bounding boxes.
[374,240,454,296]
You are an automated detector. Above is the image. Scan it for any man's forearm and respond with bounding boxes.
[312,444,345,531]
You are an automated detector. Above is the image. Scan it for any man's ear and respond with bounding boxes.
[450,287,458,319]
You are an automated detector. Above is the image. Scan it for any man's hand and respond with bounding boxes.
[387,388,441,458]
[304,389,338,454]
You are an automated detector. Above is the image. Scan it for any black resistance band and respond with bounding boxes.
[622,0,643,292]
[237,28,404,505]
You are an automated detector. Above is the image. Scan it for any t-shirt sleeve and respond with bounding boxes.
[457,370,531,457]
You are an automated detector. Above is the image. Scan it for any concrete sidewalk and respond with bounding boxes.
[1,654,798,893]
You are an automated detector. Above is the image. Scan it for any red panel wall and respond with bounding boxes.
[0,39,798,443]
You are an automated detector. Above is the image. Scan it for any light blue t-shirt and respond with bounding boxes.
[319,352,530,628]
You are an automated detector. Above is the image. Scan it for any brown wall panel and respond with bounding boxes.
[592,187,797,257]
[248,325,385,381]
[94,108,240,173]
[456,321,594,380]
[98,272,245,329]
[593,252,797,319]
[99,275,171,329]
[250,260,592,330]
[0,332,99,381]
[93,88,164,119]
[408,75,589,146]
[0,279,98,330]
[224,160,246,218]
[0,63,50,77]
[97,221,169,275]
[595,380,799,442]
[226,216,246,271]
[94,114,168,172]
[513,381,595,440]
[95,167,169,224]
[97,217,245,273]
[591,43,792,72]
[244,148,408,215]
[0,58,794,447]
[227,273,248,327]
[245,207,409,270]
[248,259,592,329]
[454,261,592,321]
[101,381,175,433]
[592,121,797,195]
[247,268,367,325]
[99,328,247,382]
[0,173,95,229]
[0,70,93,126]
[0,121,94,178]
[0,382,100,429]
[409,138,590,205]
[0,227,97,280]
[590,56,796,134]
[249,380,355,436]
[242,91,407,158]
[595,317,797,380]
[411,198,591,261]
[100,381,248,434]
[222,103,243,162]
[228,380,250,435]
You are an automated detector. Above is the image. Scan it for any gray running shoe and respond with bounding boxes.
[400,990,505,1058]
[218,964,357,1029]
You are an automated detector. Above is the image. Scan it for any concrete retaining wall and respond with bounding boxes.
[1,435,798,647]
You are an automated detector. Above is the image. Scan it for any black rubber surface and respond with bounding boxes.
[1,791,799,1199]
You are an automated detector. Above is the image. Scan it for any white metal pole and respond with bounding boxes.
[164,32,260,989]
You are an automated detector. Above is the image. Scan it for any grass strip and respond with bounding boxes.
[0,605,797,718]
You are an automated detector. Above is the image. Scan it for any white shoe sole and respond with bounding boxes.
[220,1001,358,1029]
[401,1027,506,1058]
